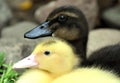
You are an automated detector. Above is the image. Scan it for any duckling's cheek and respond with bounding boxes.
[52,57,63,65]
[35,54,43,64]
[34,54,53,68]
[44,55,63,66]
[54,28,80,40]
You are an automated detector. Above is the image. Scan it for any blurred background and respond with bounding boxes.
[0,0,120,63]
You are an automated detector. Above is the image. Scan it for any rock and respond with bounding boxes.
[0,37,44,64]
[35,0,98,29]
[0,38,28,64]
[98,0,118,11]
[87,29,120,57]
[102,6,120,28]
[0,0,13,36]
[33,0,51,3]
[1,21,38,39]
[0,0,13,26]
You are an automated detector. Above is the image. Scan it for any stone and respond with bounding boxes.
[102,6,120,28]
[0,0,13,36]
[0,39,27,64]
[34,0,98,29]
[0,37,44,64]
[1,21,38,39]
[87,29,120,57]
[0,0,12,26]
[98,0,118,11]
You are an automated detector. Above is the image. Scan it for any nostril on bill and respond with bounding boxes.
[40,26,44,29]
[27,58,30,60]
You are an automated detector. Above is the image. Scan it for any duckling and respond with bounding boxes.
[13,37,79,83]
[24,6,89,61]
[15,69,53,83]
[83,44,120,76]
[24,6,120,76]
[52,67,120,83]
[13,37,120,83]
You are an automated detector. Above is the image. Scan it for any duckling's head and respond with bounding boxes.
[13,37,79,76]
[24,6,89,60]
[25,6,88,41]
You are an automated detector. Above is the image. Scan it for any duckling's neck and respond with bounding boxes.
[42,69,71,79]
[68,37,88,64]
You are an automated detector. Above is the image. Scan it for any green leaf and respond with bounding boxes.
[0,52,5,66]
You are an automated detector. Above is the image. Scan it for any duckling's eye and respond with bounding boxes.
[58,15,67,22]
[44,51,50,56]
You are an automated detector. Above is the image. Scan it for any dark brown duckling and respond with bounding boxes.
[24,6,89,62]
[83,44,120,76]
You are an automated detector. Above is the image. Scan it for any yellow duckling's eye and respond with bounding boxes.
[58,15,67,22]
[44,51,51,56]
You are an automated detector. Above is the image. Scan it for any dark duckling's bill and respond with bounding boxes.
[24,21,52,39]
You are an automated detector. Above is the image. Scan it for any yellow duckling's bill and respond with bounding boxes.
[13,54,38,69]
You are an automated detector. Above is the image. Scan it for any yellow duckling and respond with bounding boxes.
[52,67,120,83]
[13,37,79,83]
[15,69,52,83]
[13,37,120,83]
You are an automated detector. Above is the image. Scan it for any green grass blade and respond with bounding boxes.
[0,53,19,83]
[0,52,5,66]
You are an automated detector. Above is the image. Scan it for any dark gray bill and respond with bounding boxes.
[24,21,52,39]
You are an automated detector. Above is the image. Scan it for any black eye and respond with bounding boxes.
[58,15,67,22]
[44,51,50,56]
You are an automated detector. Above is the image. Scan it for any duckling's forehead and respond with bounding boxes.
[41,40,72,50]
[34,40,57,51]
[48,6,81,19]
[49,12,79,20]
[33,40,74,54]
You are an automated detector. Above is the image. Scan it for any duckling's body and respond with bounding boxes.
[83,44,120,76]
[13,38,120,83]
[24,6,120,76]
[16,69,53,83]
[52,67,120,83]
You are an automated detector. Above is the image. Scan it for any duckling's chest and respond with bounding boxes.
[16,69,53,83]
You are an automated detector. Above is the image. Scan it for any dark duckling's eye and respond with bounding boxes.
[58,15,67,22]
[44,51,51,56]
